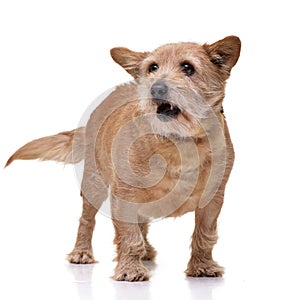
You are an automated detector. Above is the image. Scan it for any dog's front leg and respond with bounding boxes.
[112,219,149,281]
[68,196,98,264]
[185,195,224,277]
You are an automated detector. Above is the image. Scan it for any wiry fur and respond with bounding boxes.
[6,36,241,282]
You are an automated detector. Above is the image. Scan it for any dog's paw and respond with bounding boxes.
[113,263,150,282]
[185,259,224,277]
[68,249,97,264]
[142,244,157,261]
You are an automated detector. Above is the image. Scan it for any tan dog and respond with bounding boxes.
[6,35,241,281]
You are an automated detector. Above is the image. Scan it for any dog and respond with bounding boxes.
[6,35,241,281]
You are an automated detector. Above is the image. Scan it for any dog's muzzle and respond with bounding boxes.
[151,80,181,121]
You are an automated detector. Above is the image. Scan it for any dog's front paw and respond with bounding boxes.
[113,262,150,282]
[185,259,224,277]
[68,249,97,264]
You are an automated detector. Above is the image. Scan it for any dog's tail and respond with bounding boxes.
[5,127,85,167]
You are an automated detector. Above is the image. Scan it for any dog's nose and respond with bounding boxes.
[151,80,169,101]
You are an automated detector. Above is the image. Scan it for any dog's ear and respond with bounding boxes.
[110,47,149,78]
[204,36,241,78]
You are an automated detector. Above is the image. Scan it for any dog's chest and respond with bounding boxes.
[127,136,211,216]
[130,135,208,176]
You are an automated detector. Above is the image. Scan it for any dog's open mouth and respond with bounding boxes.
[156,101,181,121]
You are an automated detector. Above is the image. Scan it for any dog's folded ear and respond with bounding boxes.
[110,47,149,78]
[204,36,241,78]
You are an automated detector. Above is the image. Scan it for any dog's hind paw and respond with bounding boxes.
[185,259,224,277]
[113,263,150,282]
[142,244,157,261]
[67,249,97,264]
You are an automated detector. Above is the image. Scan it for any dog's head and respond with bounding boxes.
[110,36,241,138]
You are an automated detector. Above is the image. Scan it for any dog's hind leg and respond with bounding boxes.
[139,223,157,261]
[68,195,98,264]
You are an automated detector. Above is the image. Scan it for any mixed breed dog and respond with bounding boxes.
[6,35,241,281]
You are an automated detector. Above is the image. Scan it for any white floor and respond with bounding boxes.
[1,164,300,300]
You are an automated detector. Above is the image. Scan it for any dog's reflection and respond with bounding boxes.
[112,280,151,300]
[187,277,224,300]
[67,264,95,299]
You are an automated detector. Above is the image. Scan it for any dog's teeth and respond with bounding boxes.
[170,104,173,110]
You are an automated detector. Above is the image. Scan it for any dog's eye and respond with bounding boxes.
[148,63,159,73]
[181,62,195,76]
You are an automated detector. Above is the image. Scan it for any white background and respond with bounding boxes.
[1,1,300,299]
